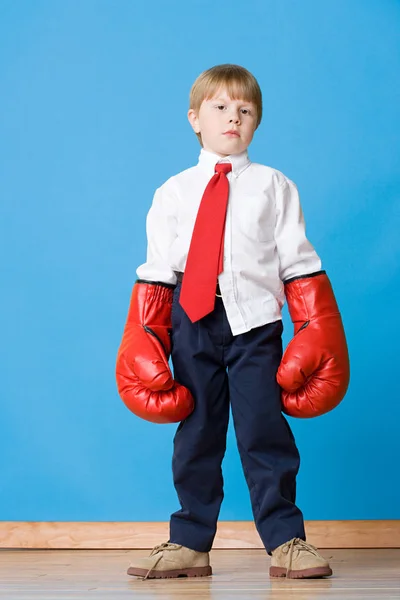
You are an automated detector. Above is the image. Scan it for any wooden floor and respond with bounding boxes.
[0,549,399,599]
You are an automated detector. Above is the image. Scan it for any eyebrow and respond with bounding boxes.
[212,97,253,105]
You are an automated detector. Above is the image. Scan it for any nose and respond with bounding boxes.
[228,108,241,124]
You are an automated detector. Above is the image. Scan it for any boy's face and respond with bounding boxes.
[188,87,258,157]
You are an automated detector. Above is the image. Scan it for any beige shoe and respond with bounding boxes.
[127,542,212,579]
[270,538,333,578]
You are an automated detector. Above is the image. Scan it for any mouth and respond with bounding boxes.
[224,130,240,137]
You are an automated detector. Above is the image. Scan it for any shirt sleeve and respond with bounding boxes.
[274,176,322,282]
[136,183,178,285]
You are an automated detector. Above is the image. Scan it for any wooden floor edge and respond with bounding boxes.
[0,520,399,549]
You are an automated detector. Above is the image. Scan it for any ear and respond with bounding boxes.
[187,108,200,134]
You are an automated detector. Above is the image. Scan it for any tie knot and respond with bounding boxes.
[215,162,232,176]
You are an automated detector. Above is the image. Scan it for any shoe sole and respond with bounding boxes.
[127,566,212,579]
[270,566,333,579]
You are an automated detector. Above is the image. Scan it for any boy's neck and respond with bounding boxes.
[202,146,249,159]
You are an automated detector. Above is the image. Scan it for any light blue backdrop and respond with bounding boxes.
[1,0,399,522]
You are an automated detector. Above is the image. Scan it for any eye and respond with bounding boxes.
[216,105,225,110]
[241,108,251,115]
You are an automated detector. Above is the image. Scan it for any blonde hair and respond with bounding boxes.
[189,64,263,146]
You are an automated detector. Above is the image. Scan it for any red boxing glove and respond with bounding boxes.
[277,271,350,418]
[115,280,195,424]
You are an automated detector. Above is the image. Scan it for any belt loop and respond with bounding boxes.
[174,270,183,284]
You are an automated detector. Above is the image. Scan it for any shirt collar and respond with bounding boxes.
[197,147,251,178]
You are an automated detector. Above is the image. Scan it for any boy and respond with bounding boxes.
[116,64,349,579]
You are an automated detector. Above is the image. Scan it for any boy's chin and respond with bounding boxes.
[205,140,248,156]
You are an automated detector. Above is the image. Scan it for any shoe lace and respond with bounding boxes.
[142,542,182,581]
[283,538,322,577]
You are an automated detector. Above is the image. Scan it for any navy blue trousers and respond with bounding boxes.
[169,281,306,555]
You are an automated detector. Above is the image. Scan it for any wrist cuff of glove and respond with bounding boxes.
[284,271,340,323]
[135,279,175,306]
[283,270,326,285]
[124,280,174,326]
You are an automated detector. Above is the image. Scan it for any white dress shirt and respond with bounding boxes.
[136,147,322,336]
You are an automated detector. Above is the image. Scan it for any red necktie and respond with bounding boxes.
[179,162,232,322]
